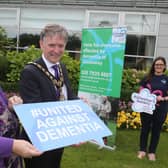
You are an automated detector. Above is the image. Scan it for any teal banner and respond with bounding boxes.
[78,27,127,148]
[79,27,127,97]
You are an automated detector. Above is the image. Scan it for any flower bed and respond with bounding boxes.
[117,101,168,131]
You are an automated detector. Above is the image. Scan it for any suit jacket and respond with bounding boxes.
[20,57,77,103]
[19,57,77,168]
[0,137,13,168]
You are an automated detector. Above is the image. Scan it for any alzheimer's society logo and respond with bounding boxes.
[112,27,127,43]
[131,88,156,115]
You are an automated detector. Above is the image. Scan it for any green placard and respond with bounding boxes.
[79,27,127,98]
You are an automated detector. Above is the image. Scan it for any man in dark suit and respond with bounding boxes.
[19,24,77,168]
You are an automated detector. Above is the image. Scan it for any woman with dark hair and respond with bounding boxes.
[137,56,168,161]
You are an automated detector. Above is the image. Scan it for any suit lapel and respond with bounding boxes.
[35,57,59,100]
[35,57,48,70]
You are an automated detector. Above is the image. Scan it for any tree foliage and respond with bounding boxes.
[13,33,40,48]
[0,26,14,53]
[0,26,14,81]
[65,35,81,58]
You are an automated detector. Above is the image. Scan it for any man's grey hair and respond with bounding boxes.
[40,24,68,43]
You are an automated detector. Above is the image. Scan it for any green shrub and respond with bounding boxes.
[0,80,19,92]
[0,26,14,54]
[0,55,9,81]
[6,46,41,83]
[61,52,80,94]
[6,46,80,93]
[0,26,15,82]
[120,69,146,102]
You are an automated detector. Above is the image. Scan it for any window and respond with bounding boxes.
[124,57,152,70]
[20,8,84,34]
[125,14,157,33]
[0,8,18,37]
[86,10,159,69]
[87,11,119,27]
[125,35,156,56]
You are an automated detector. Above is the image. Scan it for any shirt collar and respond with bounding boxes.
[42,54,59,69]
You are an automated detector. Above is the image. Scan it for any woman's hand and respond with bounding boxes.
[12,139,42,158]
[157,95,164,102]
[8,96,23,110]
[72,141,86,147]
[79,96,90,106]
[163,96,168,101]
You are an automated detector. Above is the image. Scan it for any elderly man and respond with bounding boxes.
[19,24,77,168]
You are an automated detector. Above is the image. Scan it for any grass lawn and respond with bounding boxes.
[62,129,168,168]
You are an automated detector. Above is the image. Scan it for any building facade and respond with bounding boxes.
[0,0,168,69]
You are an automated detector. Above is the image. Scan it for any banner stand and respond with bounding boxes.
[78,27,127,150]
[89,140,116,151]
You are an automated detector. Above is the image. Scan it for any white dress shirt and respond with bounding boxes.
[42,54,68,100]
